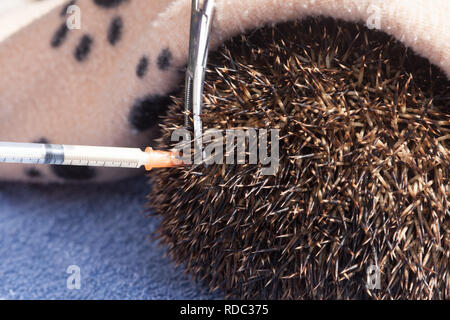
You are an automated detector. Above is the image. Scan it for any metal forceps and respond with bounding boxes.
[185,0,215,162]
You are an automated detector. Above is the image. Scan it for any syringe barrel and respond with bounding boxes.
[0,142,48,165]
[0,142,149,168]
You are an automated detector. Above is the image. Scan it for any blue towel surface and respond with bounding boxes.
[0,176,222,300]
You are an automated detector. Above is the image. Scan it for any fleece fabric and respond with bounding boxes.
[0,176,221,299]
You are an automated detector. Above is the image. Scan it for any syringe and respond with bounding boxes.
[0,142,183,171]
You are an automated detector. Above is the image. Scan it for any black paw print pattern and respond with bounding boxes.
[44,0,177,179]
[24,138,97,180]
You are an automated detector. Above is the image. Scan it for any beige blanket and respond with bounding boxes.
[0,0,448,182]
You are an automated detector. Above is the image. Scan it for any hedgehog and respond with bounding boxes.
[148,17,450,300]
